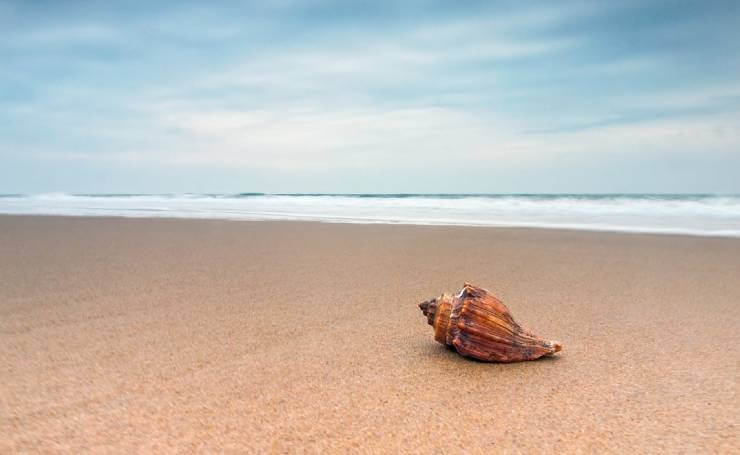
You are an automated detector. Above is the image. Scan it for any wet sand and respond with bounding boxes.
[1,215,738,452]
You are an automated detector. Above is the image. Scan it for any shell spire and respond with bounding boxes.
[419,283,562,362]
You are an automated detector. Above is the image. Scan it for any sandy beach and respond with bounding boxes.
[1,215,738,452]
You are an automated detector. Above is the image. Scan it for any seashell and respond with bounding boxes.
[418,283,562,362]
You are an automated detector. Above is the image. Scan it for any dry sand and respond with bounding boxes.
[1,215,738,453]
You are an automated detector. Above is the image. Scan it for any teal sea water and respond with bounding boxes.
[1,193,739,237]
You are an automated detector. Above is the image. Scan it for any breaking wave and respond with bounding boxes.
[1,193,739,237]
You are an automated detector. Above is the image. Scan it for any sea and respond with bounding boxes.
[1,193,740,237]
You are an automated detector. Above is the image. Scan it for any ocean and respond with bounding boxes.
[1,193,739,237]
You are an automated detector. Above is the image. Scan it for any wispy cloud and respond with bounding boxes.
[10,24,121,46]
[1,0,739,193]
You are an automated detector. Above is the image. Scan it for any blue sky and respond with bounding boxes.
[1,0,739,193]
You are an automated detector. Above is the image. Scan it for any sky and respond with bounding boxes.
[1,0,739,194]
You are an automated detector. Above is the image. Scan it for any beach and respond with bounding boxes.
[1,215,738,452]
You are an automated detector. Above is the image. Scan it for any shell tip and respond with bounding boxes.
[418,298,439,326]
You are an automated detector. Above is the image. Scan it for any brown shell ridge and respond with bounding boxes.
[459,309,549,349]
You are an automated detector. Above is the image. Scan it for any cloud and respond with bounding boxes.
[9,24,122,46]
[1,1,739,193]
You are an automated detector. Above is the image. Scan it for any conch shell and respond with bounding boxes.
[419,283,562,362]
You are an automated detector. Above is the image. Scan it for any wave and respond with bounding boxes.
[1,193,739,237]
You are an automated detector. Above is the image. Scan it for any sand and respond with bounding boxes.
[1,215,738,453]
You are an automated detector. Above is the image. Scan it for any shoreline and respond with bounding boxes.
[1,213,740,240]
[2,215,738,451]
[2,192,739,238]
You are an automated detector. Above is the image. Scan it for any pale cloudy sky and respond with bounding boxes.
[1,0,739,193]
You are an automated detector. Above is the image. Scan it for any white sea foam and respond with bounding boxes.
[1,193,740,237]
